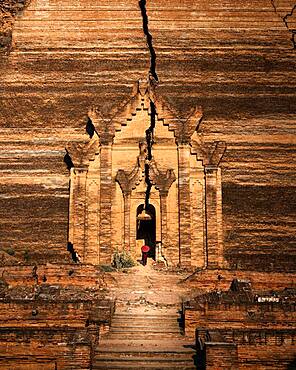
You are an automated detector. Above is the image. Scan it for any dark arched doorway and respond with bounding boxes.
[136,204,156,259]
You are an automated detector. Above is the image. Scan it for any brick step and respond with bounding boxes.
[111,318,180,326]
[112,316,179,321]
[115,285,180,290]
[110,323,180,330]
[93,363,196,369]
[111,319,180,325]
[108,314,183,337]
[111,320,180,326]
[104,332,183,339]
[113,313,179,316]
[110,327,181,334]
[115,299,180,305]
[94,356,195,362]
[115,288,180,291]
[97,339,195,349]
[95,351,195,360]
[94,362,194,368]
[115,300,180,305]
[114,293,180,298]
[93,346,196,367]
[92,360,196,369]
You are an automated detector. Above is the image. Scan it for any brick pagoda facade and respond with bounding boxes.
[66,79,226,268]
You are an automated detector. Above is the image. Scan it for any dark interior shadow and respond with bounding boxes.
[86,117,95,138]
[287,358,296,370]
[64,153,74,170]
[67,242,79,263]
[183,344,196,349]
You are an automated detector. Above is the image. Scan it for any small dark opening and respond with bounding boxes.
[64,153,74,170]
[67,242,79,263]
[86,117,95,138]
[136,204,156,259]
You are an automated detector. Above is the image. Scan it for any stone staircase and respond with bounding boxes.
[93,311,197,369]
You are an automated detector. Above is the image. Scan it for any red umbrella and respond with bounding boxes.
[141,245,150,253]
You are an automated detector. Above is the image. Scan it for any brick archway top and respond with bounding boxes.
[88,79,203,145]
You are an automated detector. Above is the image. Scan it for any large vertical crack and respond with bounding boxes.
[139,0,158,82]
[144,101,156,210]
[283,5,296,48]
[139,0,158,211]
[146,101,156,162]
[271,1,296,49]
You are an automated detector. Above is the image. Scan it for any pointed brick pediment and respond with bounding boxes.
[88,79,203,144]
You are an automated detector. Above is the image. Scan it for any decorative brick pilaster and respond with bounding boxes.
[72,167,88,259]
[205,166,224,268]
[173,109,202,268]
[66,138,100,262]
[99,133,114,264]
[177,144,192,267]
[85,175,100,264]
[159,190,168,257]
[149,164,176,263]
[123,192,131,251]
[68,167,75,245]
[191,137,227,269]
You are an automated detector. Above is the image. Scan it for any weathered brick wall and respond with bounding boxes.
[184,273,296,339]
[0,0,295,266]
[205,342,239,370]
[182,269,296,294]
[0,264,117,287]
[185,303,296,337]
[0,327,94,369]
[0,0,31,51]
[0,265,114,369]
[146,0,296,270]
[0,300,111,327]
[238,342,296,370]
[186,274,296,367]
[0,0,148,262]
[223,184,296,271]
[197,328,296,370]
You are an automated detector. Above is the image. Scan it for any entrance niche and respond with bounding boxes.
[136,204,156,259]
[66,79,227,269]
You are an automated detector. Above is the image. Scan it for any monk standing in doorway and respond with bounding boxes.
[141,245,150,266]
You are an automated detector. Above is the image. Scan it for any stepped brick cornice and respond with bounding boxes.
[66,138,100,169]
[191,132,227,167]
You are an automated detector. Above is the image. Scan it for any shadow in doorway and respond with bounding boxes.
[136,204,156,260]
